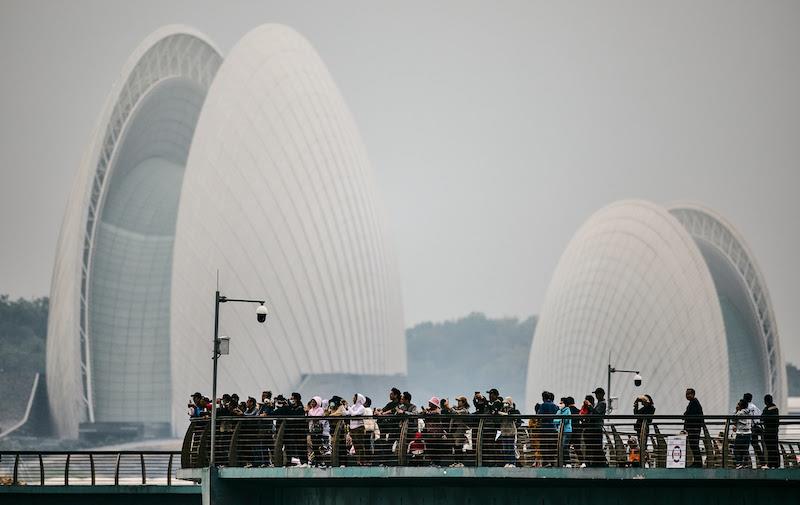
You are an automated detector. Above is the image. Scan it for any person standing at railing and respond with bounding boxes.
[575,395,594,466]
[761,395,780,468]
[375,388,401,463]
[423,396,445,465]
[256,391,276,467]
[347,393,368,465]
[243,397,259,416]
[326,396,348,462]
[553,397,573,466]
[633,394,655,467]
[277,392,307,466]
[743,393,764,467]
[483,388,505,466]
[733,399,752,469]
[363,397,379,458]
[451,395,471,465]
[498,397,519,467]
[398,391,418,414]
[683,388,705,468]
[307,396,325,467]
[537,391,559,467]
[584,388,607,468]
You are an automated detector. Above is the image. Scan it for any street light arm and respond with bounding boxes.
[218,297,266,305]
[610,368,640,374]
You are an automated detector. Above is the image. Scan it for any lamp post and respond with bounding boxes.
[209,290,267,466]
[606,352,642,414]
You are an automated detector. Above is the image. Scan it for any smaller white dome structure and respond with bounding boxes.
[526,200,785,416]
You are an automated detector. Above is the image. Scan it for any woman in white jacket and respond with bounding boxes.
[347,393,367,465]
[307,396,325,466]
[733,399,752,469]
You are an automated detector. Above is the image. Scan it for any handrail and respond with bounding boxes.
[180,414,800,470]
[0,450,182,487]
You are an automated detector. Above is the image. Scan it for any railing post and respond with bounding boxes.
[476,417,485,467]
[182,419,202,469]
[228,420,242,467]
[114,453,121,485]
[639,419,649,468]
[721,418,731,469]
[12,453,19,486]
[330,420,342,467]
[89,454,95,485]
[38,454,44,485]
[557,416,565,467]
[273,420,286,467]
[140,453,146,484]
[167,453,173,486]
[197,421,210,468]
[397,419,409,466]
[64,453,70,485]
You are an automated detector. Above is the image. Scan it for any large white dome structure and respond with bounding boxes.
[525,200,785,416]
[47,25,405,438]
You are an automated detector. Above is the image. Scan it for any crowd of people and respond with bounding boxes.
[187,386,782,469]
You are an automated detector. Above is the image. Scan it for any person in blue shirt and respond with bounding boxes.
[553,397,573,466]
[537,391,559,466]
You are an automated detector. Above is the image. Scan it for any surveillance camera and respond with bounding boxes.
[634,374,642,387]
[256,304,268,323]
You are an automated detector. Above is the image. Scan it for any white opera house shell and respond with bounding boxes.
[46,25,405,438]
[526,200,785,416]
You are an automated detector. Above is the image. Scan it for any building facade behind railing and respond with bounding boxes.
[181,415,800,470]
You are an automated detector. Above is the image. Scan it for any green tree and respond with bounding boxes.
[787,362,800,397]
[406,312,536,408]
[0,295,48,373]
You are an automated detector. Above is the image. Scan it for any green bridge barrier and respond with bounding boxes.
[2,467,797,504]
[183,466,798,505]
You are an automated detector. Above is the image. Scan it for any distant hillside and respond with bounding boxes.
[788,363,800,397]
[0,295,48,432]
[405,312,536,410]
[3,294,800,413]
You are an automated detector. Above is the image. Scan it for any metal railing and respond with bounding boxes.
[181,415,800,469]
[0,451,186,486]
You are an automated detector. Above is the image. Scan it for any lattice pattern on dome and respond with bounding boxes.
[670,206,785,406]
[78,33,221,422]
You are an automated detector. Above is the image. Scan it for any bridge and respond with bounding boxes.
[2,415,799,504]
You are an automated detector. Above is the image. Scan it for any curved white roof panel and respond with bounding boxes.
[47,24,405,438]
[170,24,405,432]
[526,200,784,415]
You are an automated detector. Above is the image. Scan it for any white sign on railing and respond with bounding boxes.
[666,435,687,468]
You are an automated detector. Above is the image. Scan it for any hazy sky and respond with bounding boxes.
[1,1,798,363]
